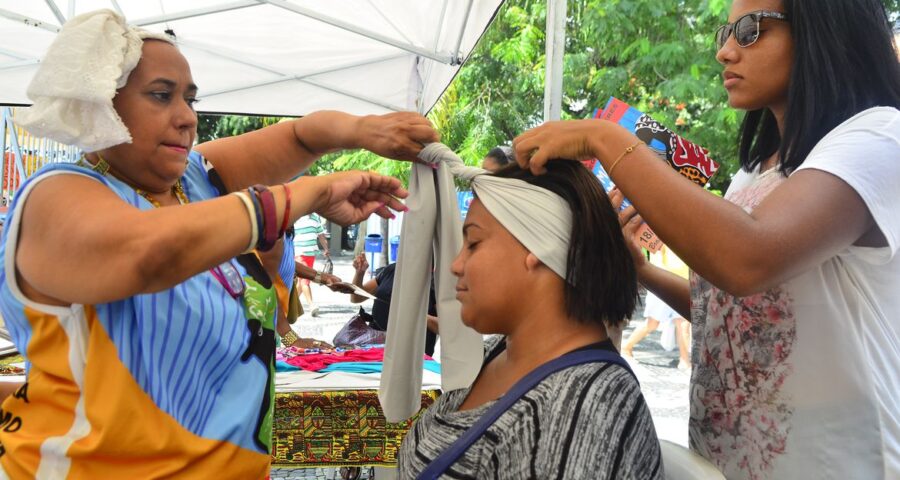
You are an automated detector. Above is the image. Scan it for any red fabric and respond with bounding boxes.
[286,348,387,371]
[297,255,315,286]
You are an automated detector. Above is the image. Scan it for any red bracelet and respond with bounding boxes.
[279,183,292,238]
[253,184,278,251]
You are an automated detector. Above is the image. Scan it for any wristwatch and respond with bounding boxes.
[281,329,300,348]
[313,271,323,284]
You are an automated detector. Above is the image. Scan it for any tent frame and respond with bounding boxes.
[0,0,480,115]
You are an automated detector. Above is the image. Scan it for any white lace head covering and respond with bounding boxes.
[16,9,175,152]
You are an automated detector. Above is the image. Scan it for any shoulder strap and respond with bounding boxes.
[416,349,635,480]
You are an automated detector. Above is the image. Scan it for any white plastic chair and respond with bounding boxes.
[660,440,725,480]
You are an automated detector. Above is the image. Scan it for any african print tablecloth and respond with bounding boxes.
[271,389,439,468]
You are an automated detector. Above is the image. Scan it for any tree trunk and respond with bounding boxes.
[379,217,389,267]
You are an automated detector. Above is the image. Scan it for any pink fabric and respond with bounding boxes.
[283,348,434,371]
[286,348,386,371]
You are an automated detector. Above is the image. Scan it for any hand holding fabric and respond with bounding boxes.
[356,112,440,162]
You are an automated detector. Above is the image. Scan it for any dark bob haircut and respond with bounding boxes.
[739,0,900,174]
[490,160,638,328]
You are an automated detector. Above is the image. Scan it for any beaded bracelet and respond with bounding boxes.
[252,184,279,252]
[279,183,292,239]
[232,192,258,254]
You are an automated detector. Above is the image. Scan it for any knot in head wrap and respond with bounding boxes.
[17,9,174,152]
[417,143,573,282]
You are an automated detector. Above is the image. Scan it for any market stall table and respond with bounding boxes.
[0,356,442,474]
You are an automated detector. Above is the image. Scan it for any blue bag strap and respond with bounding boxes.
[416,348,635,480]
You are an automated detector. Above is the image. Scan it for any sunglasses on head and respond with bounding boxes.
[715,10,788,49]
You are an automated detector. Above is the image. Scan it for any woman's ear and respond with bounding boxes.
[524,253,543,272]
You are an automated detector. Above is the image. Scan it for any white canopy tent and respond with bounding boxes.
[0,0,505,117]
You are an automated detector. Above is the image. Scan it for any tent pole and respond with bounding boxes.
[1,108,7,204]
[0,8,61,33]
[132,1,259,26]
[200,53,407,98]
[0,60,41,71]
[108,0,124,16]
[451,0,475,65]
[44,0,66,24]
[261,0,455,65]
[418,0,451,112]
[543,0,566,122]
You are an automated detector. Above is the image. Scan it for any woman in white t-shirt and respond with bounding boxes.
[510,0,900,478]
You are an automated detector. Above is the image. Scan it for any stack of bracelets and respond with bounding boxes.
[232,184,292,253]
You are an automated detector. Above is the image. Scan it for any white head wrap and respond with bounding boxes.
[418,143,573,282]
[16,9,174,152]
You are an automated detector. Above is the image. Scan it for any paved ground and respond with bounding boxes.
[275,254,690,478]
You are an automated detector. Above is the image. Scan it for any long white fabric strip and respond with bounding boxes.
[379,151,484,422]
[378,143,572,422]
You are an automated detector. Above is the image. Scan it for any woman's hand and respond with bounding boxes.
[352,253,369,275]
[356,112,440,162]
[292,337,334,350]
[310,171,408,226]
[610,187,648,271]
[512,119,605,174]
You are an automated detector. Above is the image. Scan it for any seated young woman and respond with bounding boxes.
[398,160,662,479]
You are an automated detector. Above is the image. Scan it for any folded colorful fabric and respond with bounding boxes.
[282,348,439,373]
[319,360,442,375]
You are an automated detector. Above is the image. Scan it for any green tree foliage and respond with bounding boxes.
[432,0,743,191]
[196,115,283,143]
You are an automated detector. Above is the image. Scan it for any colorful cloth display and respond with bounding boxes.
[281,347,437,373]
[271,389,439,468]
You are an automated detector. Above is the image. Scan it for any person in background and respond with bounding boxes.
[293,212,330,316]
[622,245,691,370]
[349,253,439,356]
[258,238,340,350]
[513,0,899,477]
[481,145,514,172]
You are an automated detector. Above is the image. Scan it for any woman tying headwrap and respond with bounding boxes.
[395,147,662,479]
[0,9,436,479]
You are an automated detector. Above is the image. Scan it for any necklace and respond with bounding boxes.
[77,155,189,206]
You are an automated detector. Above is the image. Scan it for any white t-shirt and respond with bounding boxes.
[689,107,900,480]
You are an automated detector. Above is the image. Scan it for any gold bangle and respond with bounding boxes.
[607,141,643,177]
[281,329,299,348]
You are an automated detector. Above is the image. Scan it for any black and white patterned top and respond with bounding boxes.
[398,336,663,479]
